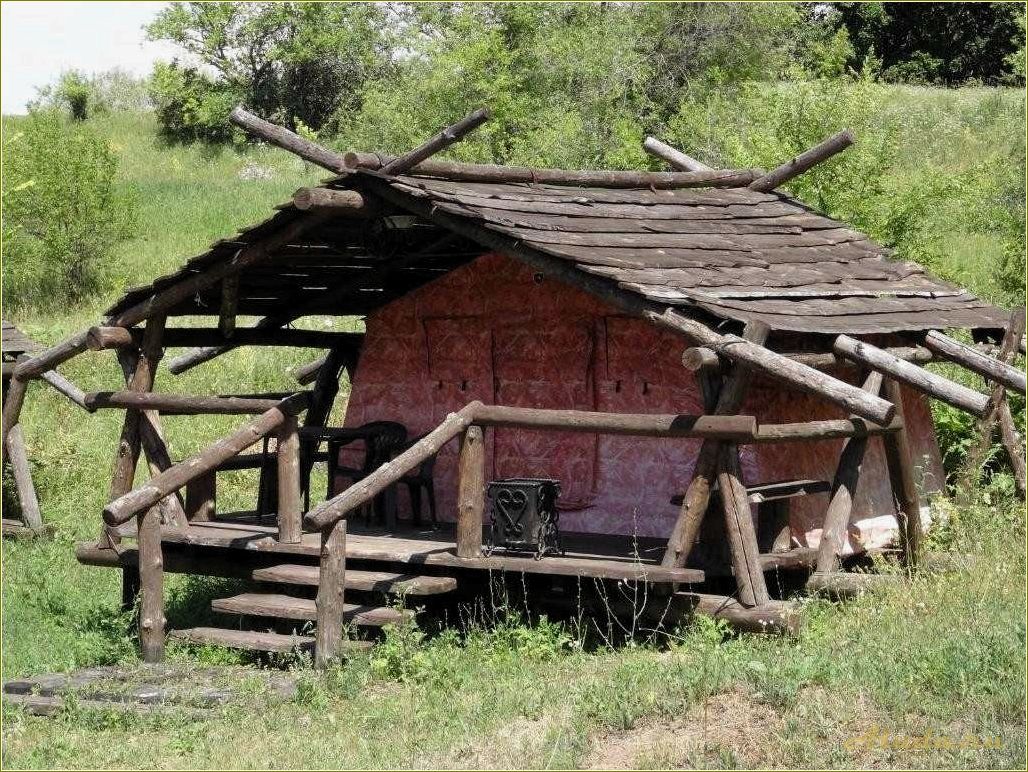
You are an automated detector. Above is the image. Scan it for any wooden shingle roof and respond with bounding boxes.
[104,169,1008,338]
[366,174,1007,335]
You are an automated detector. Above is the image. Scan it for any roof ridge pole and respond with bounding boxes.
[229,106,348,173]
[642,136,714,172]
[379,107,491,176]
[748,129,855,193]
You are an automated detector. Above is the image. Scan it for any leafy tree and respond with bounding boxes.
[146,1,392,140]
[1,112,136,309]
[824,2,1024,85]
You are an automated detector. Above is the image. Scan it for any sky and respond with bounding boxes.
[1,1,176,114]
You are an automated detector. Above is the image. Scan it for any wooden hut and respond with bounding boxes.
[8,109,1024,665]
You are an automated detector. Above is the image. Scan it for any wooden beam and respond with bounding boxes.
[380,107,490,175]
[1,375,29,455]
[218,274,239,338]
[834,334,990,417]
[292,187,377,216]
[347,151,761,189]
[106,211,333,329]
[663,321,770,569]
[276,414,302,544]
[294,354,328,385]
[681,346,721,373]
[881,378,923,567]
[11,329,90,380]
[362,175,897,426]
[85,391,306,415]
[184,472,216,522]
[751,417,902,443]
[229,106,347,172]
[962,307,1027,495]
[642,136,713,172]
[314,519,347,667]
[924,330,1025,395]
[305,402,481,530]
[683,593,799,635]
[471,404,757,439]
[749,129,855,192]
[456,425,485,558]
[998,398,1026,498]
[5,424,43,531]
[718,443,770,606]
[137,505,164,662]
[38,369,88,411]
[103,394,307,526]
[813,372,882,576]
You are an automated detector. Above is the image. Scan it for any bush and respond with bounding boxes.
[1,111,136,310]
[148,61,241,145]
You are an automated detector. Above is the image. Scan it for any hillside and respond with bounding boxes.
[1,87,1025,768]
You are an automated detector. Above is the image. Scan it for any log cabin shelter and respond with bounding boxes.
[9,110,1024,664]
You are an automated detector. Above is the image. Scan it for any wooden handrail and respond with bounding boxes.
[472,405,757,439]
[85,390,310,415]
[304,402,482,530]
[103,393,307,526]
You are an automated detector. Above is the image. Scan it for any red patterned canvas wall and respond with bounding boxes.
[338,252,944,553]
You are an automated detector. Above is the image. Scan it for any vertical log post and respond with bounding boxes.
[662,321,770,568]
[315,519,347,668]
[184,472,216,522]
[881,378,923,568]
[814,372,883,575]
[5,424,43,531]
[301,346,349,505]
[277,414,302,543]
[1,376,29,463]
[136,504,165,662]
[456,424,486,558]
[219,274,239,338]
[717,444,770,606]
[997,399,1026,497]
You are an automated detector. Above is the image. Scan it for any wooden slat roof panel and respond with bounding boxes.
[2,320,42,359]
[102,168,1007,336]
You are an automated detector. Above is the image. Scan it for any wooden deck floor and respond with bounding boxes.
[147,519,706,584]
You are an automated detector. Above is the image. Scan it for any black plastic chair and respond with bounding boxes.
[398,434,438,529]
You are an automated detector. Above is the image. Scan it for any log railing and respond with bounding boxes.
[102,395,910,665]
[100,392,309,662]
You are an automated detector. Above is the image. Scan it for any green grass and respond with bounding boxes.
[2,91,1026,768]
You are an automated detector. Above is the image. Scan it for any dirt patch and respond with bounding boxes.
[582,687,785,769]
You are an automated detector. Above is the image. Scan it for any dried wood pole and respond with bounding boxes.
[456,425,486,558]
[350,153,761,189]
[961,307,1027,498]
[880,378,923,567]
[749,129,855,192]
[381,108,491,176]
[923,330,1025,395]
[230,106,347,173]
[315,519,347,667]
[642,136,714,172]
[812,372,883,577]
[292,187,376,216]
[834,334,990,417]
[718,443,770,606]
[663,321,770,569]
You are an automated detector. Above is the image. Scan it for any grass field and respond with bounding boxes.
[1,87,1026,769]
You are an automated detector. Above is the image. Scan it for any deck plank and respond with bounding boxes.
[252,564,457,595]
[211,593,407,626]
[161,523,705,584]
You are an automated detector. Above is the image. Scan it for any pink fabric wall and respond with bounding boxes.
[339,253,944,551]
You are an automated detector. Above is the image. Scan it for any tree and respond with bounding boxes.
[146,1,392,140]
[825,2,1024,85]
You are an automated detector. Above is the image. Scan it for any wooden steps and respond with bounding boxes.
[252,564,457,596]
[211,593,407,627]
[168,627,317,654]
